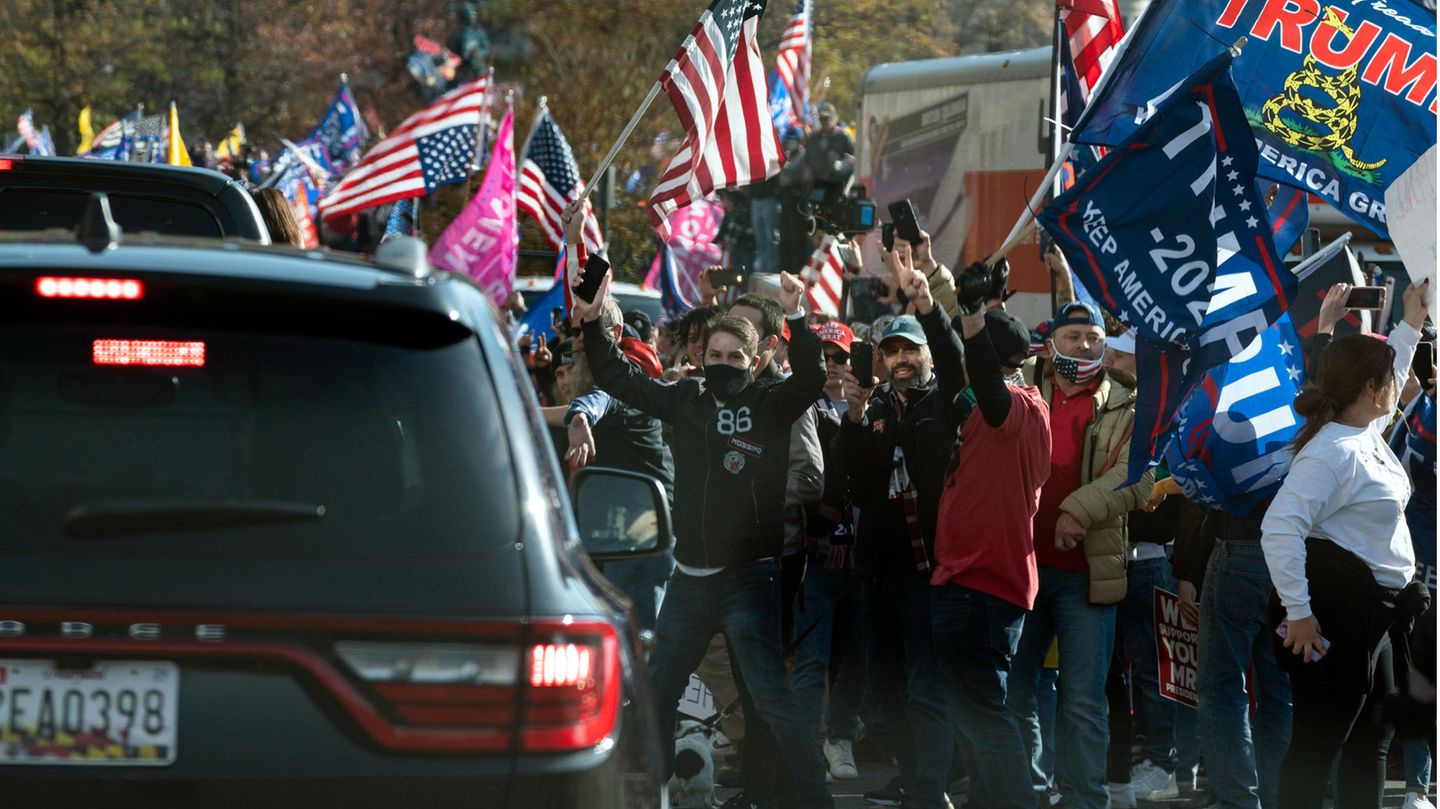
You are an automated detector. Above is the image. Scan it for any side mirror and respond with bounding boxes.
[570,467,672,562]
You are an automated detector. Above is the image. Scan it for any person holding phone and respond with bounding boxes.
[567,197,833,809]
[831,243,969,809]
[1262,280,1432,809]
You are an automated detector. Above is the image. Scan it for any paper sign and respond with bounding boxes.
[1155,588,1199,707]
[1386,144,1437,313]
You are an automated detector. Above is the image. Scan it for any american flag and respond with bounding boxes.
[318,77,488,221]
[1058,0,1124,107]
[774,0,811,126]
[649,0,784,240]
[801,235,845,317]
[516,105,605,255]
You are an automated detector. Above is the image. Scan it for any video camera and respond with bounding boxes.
[956,258,1011,316]
[801,177,877,237]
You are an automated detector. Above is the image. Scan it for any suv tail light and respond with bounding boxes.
[334,619,620,753]
[521,621,620,751]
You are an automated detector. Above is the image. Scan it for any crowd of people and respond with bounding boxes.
[508,197,1437,809]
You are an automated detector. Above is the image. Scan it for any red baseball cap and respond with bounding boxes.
[811,321,854,353]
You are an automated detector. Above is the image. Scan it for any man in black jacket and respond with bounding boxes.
[834,245,969,809]
[573,268,833,809]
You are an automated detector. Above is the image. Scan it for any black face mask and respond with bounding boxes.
[703,364,751,400]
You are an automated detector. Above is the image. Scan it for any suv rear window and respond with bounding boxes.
[0,317,520,608]
[0,188,224,237]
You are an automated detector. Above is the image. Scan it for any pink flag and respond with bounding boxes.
[428,102,518,306]
[642,197,725,299]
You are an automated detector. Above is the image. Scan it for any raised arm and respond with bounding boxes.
[897,246,967,422]
[574,275,686,422]
[957,308,1012,428]
[759,272,827,424]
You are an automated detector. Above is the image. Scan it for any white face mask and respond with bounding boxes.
[1003,368,1026,388]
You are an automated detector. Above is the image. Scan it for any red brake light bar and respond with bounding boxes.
[0,158,15,171]
[93,339,206,367]
[37,276,144,300]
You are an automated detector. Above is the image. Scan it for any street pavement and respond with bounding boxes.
[711,750,1425,808]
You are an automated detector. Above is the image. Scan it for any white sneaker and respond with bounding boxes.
[1107,782,1136,808]
[1131,759,1180,799]
[1403,792,1437,809]
[823,737,858,780]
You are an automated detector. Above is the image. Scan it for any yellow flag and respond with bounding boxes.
[76,106,94,155]
[167,102,192,167]
[215,124,245,161]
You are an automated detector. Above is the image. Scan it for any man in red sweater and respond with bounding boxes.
[930,304,1052,809]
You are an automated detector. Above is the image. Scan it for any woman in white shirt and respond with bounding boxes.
[1261,279,1430,809]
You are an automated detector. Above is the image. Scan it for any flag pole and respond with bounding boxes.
[463,69,498,199]
[1046,8,1064,311]
[581,80,664,201]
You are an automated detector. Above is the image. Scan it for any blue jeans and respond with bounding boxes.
[1405,739,1433,792]
[867,574,953,809]
[750,197,781,274]
[792,564,867,741]
[647,563,833,809]
[932,583,1034,809]
[1197,541,1292,809]
[1118,555,1201,775]
[1008,566,1116,809]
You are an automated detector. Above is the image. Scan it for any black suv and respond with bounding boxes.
[0,155,270,242]
[0,200,670,807]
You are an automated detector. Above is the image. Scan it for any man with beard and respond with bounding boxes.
[834,245,969,809]
[563,294,674,633]
[568,195,832,808]
[1007,301,1149,809]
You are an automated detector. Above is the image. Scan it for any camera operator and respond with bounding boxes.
[569,245,833,808]
[803,103,854,186]
[834,244,968,809]
[930,288,1053,809]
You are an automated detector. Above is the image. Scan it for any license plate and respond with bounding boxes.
[0,659,178,765]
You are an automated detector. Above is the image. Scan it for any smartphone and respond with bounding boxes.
[574,254,610,304]
[706,267,743,289]
[881,222,896,252]
[1415,341,1434,389]
[851,342,875,388]
[1344,285,1386,310]
[888,199,922,244]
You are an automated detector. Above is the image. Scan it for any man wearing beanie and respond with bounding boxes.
[929,303,1053,809]
[1008,301,1151,809]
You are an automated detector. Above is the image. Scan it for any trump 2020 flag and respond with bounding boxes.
[429,103,519,307]
[1164,313,1306,513]
[307,77,368,177]
[1040,53,1297,483]
[1070,0,1438,240]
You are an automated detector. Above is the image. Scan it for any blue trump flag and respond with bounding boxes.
[305,78,368,177]
[1071,0,1437,239]
[1163,312,1306,514]
[768,71,805,142]
[1040,53,1297,484]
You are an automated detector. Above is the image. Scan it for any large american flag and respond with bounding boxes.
[801,235,845,317]
[1058,0,1124,107]
[318,77,489,221]
[516,106,604,255]
[774,0,811,125]
[649,0,784,240]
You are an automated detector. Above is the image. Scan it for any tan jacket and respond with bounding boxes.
[1027,363,1153,604]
